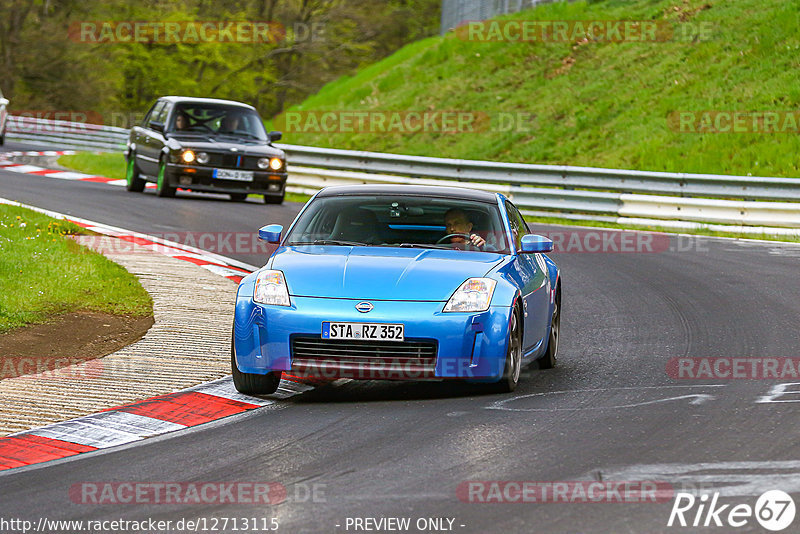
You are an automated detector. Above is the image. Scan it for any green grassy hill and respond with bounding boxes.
[274,0,800,178]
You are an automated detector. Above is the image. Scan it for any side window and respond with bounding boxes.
[154,102,170,124]
[505,201,530,252]
[142,100,161,128]
[147,102,166,126]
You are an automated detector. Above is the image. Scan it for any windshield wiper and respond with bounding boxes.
[215,132,264,141]
[287,239,369,246]
[392,243,452,250]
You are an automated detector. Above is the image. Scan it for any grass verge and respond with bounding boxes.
[271,0,800,180]
[59,152,125,180]
[0,204,153,333]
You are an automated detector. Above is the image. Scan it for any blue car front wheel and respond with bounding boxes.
[493,304,522,393]
[231,333,281,395]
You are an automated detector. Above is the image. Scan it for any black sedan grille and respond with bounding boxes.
[290,336,437,379]
[206,153,259,169]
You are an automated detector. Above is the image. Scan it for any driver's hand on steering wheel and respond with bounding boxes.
[469,233,486,247]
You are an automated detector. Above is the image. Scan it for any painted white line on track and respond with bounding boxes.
[598,461,800,497]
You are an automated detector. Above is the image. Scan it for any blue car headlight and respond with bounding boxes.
[443,278,497,313]
[253,270,291,306]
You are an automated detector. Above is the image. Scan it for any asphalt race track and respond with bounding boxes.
[2,145,800,533]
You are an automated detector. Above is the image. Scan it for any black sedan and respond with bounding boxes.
[124,96,288,204]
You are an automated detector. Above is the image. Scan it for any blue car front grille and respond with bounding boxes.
[290,336,437,377]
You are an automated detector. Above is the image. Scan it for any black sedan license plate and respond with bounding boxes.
[322,322,404,341]
[213,168,254,182]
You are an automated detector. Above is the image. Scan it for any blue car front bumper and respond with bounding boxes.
[233,279,513,381]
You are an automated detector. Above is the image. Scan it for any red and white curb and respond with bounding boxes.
[0,150,76,158]
[0,376,326,471]
[0,150,156,189]
[0,198,329,471]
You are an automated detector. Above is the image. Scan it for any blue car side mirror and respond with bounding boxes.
[258,224,283,244]
[521,234,553,253]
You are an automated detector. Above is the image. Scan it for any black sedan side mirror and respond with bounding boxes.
[268,131,282,142]
[150,121,165,133]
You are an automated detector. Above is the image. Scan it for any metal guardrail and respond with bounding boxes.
[5,115,128,152]
[6,115,800,230]
[277,144,800,202]
[278,144,800,229]
[440,0,549,34]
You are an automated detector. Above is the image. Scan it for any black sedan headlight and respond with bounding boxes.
[258,157,283,171]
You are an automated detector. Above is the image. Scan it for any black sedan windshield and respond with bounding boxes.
[285,195,510,253]
[169,103,267,141]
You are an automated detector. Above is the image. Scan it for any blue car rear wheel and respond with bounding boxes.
[539,290,560,370]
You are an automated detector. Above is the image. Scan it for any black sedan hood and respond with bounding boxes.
[166,135,283,157]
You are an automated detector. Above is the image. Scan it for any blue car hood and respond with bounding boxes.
[269,246,505,301]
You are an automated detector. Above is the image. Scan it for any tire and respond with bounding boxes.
[125,154,146,192]
[229,193,248,202]
[231,333,281,395]
[155,158,176,198]
[539,290,560,370]
[0,131,5,146]
[492,304,522,393]
[263,194,284,205]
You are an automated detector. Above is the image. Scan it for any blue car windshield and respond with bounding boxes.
[284,195,511,253]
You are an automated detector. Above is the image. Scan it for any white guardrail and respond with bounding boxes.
[6,115,800,234]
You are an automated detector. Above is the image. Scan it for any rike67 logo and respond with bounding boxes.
[668,490,796,531]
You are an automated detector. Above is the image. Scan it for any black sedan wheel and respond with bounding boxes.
[125,154,146,192]
[155,158,176,198]
[263,194,284,205]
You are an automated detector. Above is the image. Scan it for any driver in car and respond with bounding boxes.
[220,113,241,133]
[174,112,190,131]
[443,208,486,248]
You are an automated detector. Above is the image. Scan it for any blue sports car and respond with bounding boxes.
[232,185,561,394]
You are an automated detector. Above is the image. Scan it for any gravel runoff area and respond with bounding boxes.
[0,235,237,435]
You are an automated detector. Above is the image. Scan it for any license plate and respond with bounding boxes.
[322,322,404,341]
[213,168,254,182]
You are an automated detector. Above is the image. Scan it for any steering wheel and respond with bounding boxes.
[436,233,472,245]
